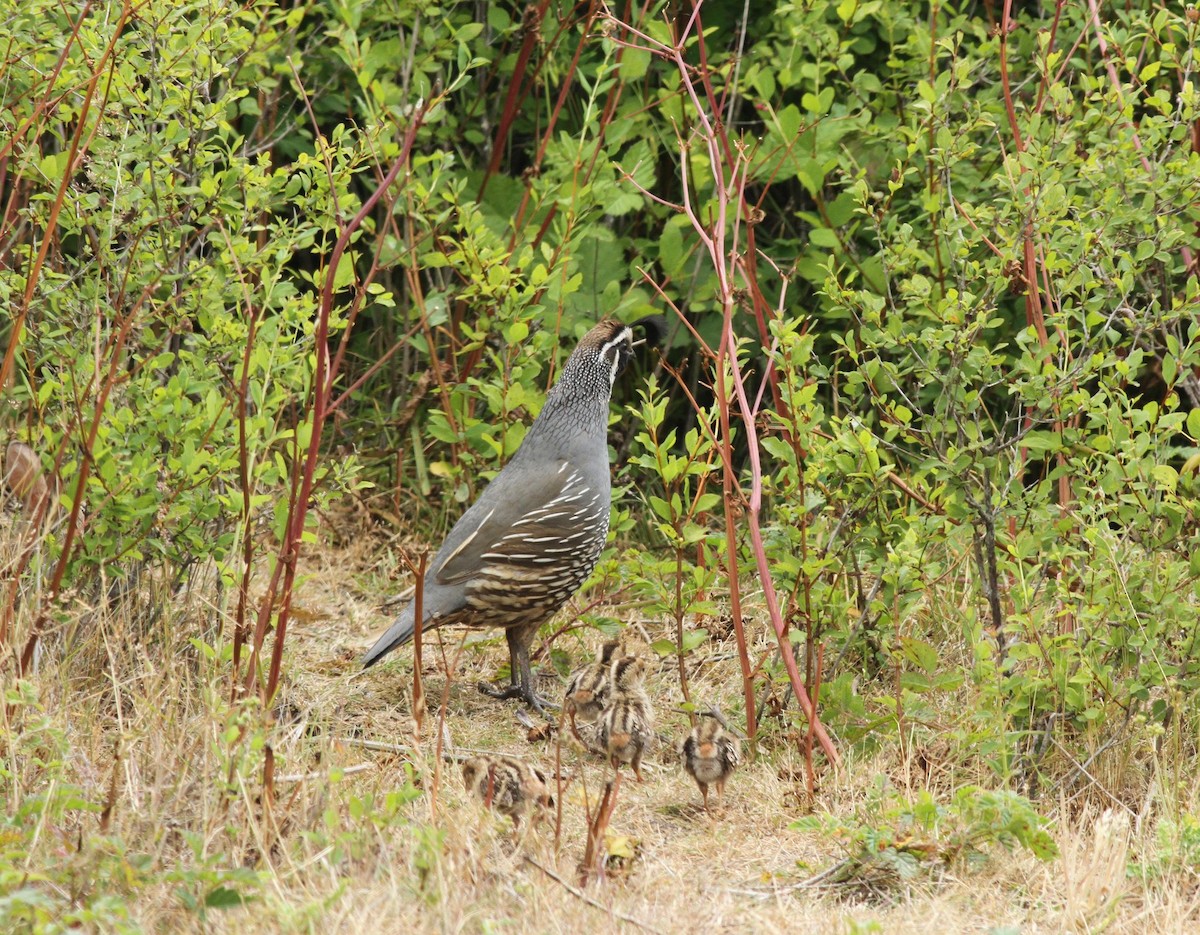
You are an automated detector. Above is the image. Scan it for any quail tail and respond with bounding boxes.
[361,604,417,668]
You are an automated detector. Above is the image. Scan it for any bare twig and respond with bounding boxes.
[334,737,412,755]
[410,551,428,736]
[524,856,662,933]
[275,763,376,783]
[610,4,845,765]
[580,774,621,884]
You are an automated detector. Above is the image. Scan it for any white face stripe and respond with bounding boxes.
[598,327,633,386]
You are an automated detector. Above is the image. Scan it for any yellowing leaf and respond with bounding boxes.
[605,832,639,860]
[1151,464,1177,493]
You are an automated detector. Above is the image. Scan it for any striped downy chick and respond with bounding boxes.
[574,717,607,757]
[681,715,740,810]
[564,639,621,731]
[461,754,554,829]
[600,654,654,781]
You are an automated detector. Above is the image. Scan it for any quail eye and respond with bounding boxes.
[603,339,633,384]
[603,342,620,363]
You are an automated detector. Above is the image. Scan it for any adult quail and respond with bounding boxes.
[461,754,554,829]
[681,713,741,811]
[363,317,663,712]
[600,653,654,781]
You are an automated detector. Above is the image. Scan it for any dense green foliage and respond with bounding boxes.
[6,0,1200,759]
[3,3,1200,919]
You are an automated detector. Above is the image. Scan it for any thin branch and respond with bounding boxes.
[524,857,662,933]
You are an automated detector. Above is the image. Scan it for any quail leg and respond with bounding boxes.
[478,626,555,714]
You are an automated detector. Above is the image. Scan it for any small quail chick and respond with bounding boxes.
[574,717,607,757]
[564,639,621,734]
[600,654,654,781]
[682,714,740,810]
[461,755,554,829]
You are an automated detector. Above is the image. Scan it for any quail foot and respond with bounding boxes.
[363,317,664,713]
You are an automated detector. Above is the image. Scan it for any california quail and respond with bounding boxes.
[600,654,654,781]
[363,317,663,712]
[564,639,621,729]
[461,754,554,829]
[681,713,740,811]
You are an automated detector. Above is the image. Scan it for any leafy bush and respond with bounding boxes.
[3,0,1199,845]
[793,781,1058,899]
[1,0,372,670]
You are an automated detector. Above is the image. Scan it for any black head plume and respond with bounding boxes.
[630,314,667,349]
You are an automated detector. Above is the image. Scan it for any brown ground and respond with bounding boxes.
[7,510,1200,933]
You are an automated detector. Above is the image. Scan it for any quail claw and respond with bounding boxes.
[476,681,557,717]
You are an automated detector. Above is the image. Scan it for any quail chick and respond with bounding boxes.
[363,317,664,713]
[600,654,654,781]
[564,639,621,734]
[461,754,554,829]
[575,717,607,757]
[682,714,740,810]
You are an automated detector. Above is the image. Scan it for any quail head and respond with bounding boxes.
[564,639,621,731]
[362,317,664,713]
[600,654,654,781]
[681,714,741,810]
[461,754,554,829]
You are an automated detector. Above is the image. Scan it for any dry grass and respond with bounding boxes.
[4,512,1200,934]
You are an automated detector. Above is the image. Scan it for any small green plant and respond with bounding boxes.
[627,377,722,708]
[793,781,1057,900]
[167,833,262,924]
[1138,813,1200,882]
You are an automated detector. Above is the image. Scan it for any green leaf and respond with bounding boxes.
[331,251,357,290]
[660,220,684,275]
[899,637,939,674]
[456,23,484,43]
[38,151,69,182]
[619,47,651,81]
[204,887,247,909]
[1021,431,1062,453]
[809,226,839,248]
[681,628,708,652]
[775,104,802,142]
[1151,464,1177,493]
